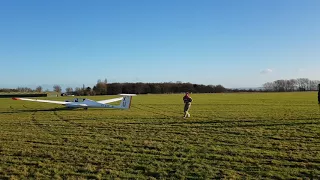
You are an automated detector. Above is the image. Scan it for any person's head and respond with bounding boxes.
[185,92,190,96]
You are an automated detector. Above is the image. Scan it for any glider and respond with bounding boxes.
[12,94,136,110]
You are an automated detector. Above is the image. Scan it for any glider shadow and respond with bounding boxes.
[0,107,78,114]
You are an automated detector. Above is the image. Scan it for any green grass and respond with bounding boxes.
[1,92,320,179]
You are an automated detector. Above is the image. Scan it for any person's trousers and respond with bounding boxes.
[184,103,191,117]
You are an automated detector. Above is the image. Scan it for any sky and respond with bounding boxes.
[0,0,319,89]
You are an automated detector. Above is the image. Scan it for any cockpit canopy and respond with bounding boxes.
[65,98,86,102]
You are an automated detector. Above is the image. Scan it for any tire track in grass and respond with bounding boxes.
[52,110,96,143]
[52,110,111,142]
[1,105,26,114]
[16,109,111,162]
[146,104,184,116]
[50,108,182,159]
[131,105,169,119]
[52,110,104,134]
[143,104,210,119]
[2,106,67,159]
[14,105,60,139]
[52,110,85,129]
[129,106,319,172]
[144,104,181,114]
[50,110,150,159]
[30,110,59,139]
[134,105,176,119]
[3,105,15,114]
[1,105,15,114]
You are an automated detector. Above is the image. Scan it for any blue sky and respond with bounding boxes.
[0,0,319,89]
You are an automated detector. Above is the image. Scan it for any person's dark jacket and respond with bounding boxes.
[183,95,192,104]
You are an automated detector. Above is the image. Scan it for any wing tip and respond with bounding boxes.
[118,94,137,96]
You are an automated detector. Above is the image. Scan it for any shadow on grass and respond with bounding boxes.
[114,118,320,128]
[1,106,124,114]
[0,107,79,114]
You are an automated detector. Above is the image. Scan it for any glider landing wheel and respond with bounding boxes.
[84,107,88,110]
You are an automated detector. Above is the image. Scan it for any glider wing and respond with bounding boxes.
[97,97,124,104]
[12,97,70,105]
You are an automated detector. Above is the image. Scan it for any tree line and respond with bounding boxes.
[106,82,226,95]
[0,86,44,93]
[63,80,227,96]
[1,78,319,95]
[262,78,320,92]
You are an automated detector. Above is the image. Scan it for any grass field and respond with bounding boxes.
[1,92,320,179]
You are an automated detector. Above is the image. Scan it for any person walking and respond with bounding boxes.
[183,92,192,118]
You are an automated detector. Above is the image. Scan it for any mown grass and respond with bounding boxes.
[1,92,320,179]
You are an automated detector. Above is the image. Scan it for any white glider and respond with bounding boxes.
[12,94,136,110]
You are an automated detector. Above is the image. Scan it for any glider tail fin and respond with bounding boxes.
[118,94,136,109]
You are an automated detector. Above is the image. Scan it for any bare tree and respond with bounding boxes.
[214,85,226,93]
[288,79,297,91]
[75,87,82,95]
[273,80,285,92]
[311,80,320,90]
[85,87,92,96]
[65,87,73,94]
[296,78,304,91]
[93,79,108,95]
[296,78,309,91]
[36,86,42,93]
[263,82,275,91]
[17,87,33,92]
[150,84,161,94]
[53,85,62,93]
[283,80,290,92]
